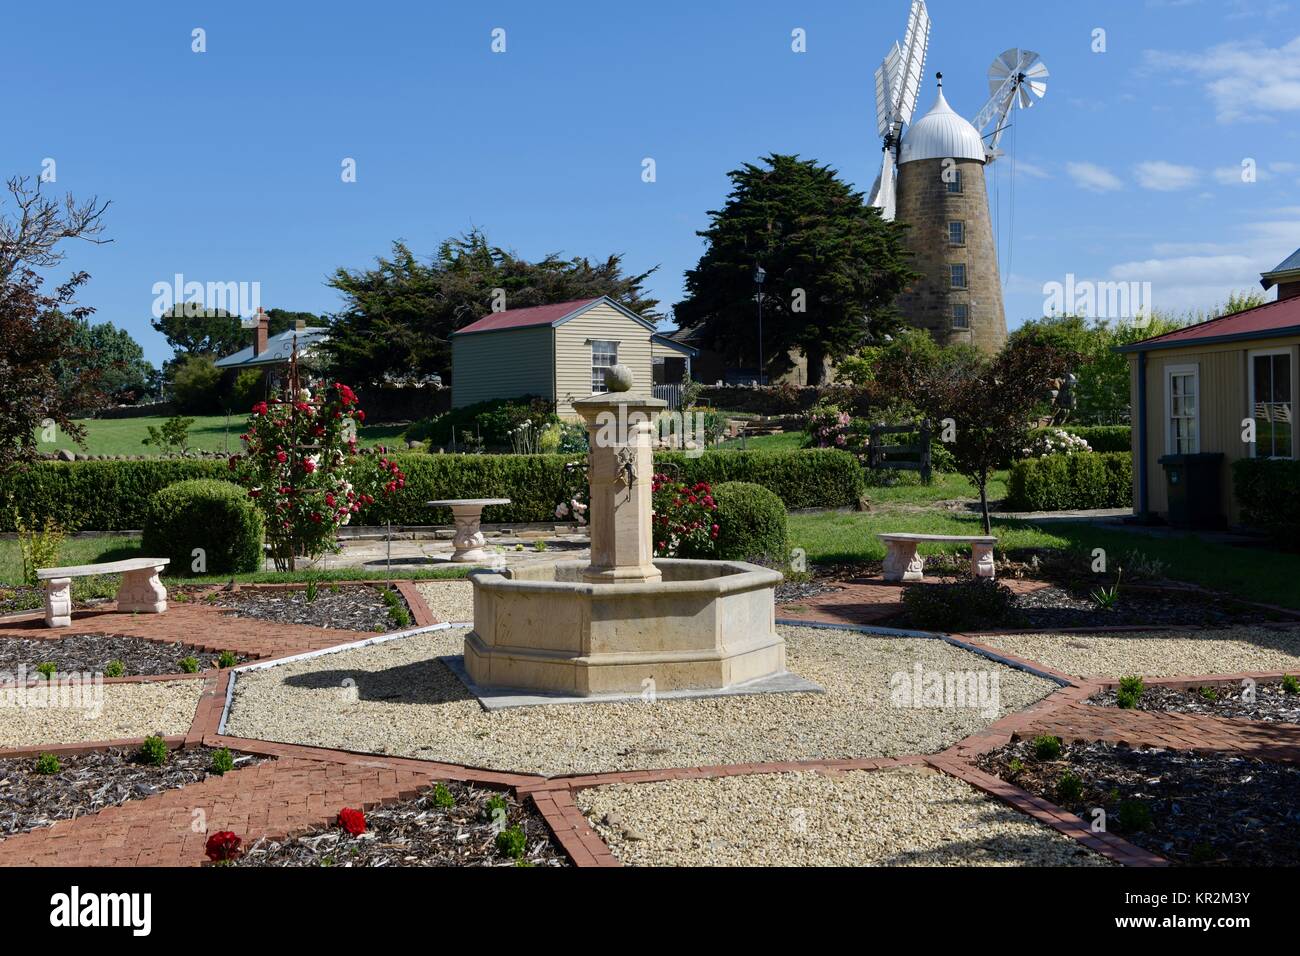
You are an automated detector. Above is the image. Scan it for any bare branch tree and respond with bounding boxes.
[0,176,111,282]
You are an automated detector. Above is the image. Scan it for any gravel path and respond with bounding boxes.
[0,680,203,747]
[578,768,1110,867]
[224,625,1056,776]
[977,627,1300,678]
[415,581,474,624]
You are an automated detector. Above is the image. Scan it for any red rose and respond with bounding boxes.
[252,402,268,416]
[356,410,365,421]
[302,459,316,473]
[325,493,336,507]
[205,830,243,863]
[310,512,322,523]
[276,450,288,464]
[338,807,366,835]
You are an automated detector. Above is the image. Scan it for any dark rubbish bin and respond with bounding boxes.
[1157,453,1225,529]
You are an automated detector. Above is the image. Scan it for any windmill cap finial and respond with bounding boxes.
[936,71,943,88]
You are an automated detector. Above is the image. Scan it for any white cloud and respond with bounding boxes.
[1013,161,1052,180]
[1066,162,1123,193]
[1144,36,1300,122]
[1135,161,1200,191]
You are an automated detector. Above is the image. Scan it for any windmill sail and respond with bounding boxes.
[869,0,930,220]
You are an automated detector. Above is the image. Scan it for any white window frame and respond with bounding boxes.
[591,339,619,394]
[950,263,968,289]
[946,169,963,194]
[1247,347,1295,460]
[948,221,966,246]
[1163,363,1200,455]
[951,303,970,329]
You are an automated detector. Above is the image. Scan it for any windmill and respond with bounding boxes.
[868,0,930,222]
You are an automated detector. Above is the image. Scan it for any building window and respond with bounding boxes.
[948,221,965,246]
[1165,364,1200,455]
[946,168,963,193]
[591,340,619,393]
[1250,350,1294,459]
[952,303,970,330]
[950,264,967,289]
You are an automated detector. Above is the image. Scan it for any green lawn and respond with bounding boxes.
[715,432,807,453]
[789,511,1067,565]
[36,415,408,457]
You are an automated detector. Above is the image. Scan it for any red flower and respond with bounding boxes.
[338,807,366,835]
[302,459,316,473]
[310,512,322,523]
[205,830,243,863]
[251,402,268,416]
[276,450,288,464]
[325,493,336,507]
[356,410,365,422]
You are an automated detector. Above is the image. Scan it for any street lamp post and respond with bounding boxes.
[754,265,766,386]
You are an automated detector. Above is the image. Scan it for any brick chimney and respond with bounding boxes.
[252,307,269,356]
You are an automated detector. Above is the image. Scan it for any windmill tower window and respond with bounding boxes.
[950,264,968,289]
[952,303,971,329]
[948,221,966,245]
[946,169,963,194]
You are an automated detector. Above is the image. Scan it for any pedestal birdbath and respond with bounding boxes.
[427,498,511,563]
[462,366,789,697]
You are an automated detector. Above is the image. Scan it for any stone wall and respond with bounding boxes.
[894,156,1007,354]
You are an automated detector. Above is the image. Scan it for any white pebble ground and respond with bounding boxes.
[414,580,475,624]
[0,679,203,747]
[224,625,1057,776]
[978,626,1300,678]
[579,768,1111,866]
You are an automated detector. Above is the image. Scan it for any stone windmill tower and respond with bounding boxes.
[868,1,1049,353]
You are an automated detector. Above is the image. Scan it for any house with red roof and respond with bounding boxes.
[1119,250,1299,527]
[450,296,695,418]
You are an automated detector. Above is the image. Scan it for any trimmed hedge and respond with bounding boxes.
[0,448,862,530]
[709,482,789,563]
[1004,452,1133,512]
[1029,425,1131,454]
[141,480,264,575]
[1233,458,1300,546]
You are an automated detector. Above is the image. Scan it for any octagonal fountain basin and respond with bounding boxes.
[463,558,788,697]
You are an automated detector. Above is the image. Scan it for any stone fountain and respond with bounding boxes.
[462,369,794,699]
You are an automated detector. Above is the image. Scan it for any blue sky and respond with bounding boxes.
[5,0,1298,366]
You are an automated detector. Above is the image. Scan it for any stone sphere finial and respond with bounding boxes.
[605,364,634,392]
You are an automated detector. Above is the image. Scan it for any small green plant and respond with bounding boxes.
[1090,568,1123,610]
[379,587,411,629]
[1115,689,1140,709]
[1007,757,1026,776]
[209,747,235,775]
[141,415,196,456]
[1115,675,1144,709]
[1032,735,1063,760]
[304,580,319,603]
[179,656,200,674]
[216,650,238,668]
[1198,686,1219,702]
[104,660,125,678]
[1118,799,1152,833]
[13,510,68,586]
[495,824,527,859]
[532,539,548,552]
[139,735,169,766]
[431,782,455,808]
[484,794,509,821]
[1056,771,1084,803]
[514,543,525,552]
[35,662,57,680]
[34,752,61,775]
[1283,674,1300,695]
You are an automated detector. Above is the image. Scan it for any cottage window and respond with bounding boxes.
[1250,350,1294,459]
[1165,364,1200,455]
[591,340,619,393]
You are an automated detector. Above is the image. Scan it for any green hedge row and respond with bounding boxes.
[1004,452,1133,512]
[0,448,864,530]
[1030,425,1132,454]
[1232,458,1300,546]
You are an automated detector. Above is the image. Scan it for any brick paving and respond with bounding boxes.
[4,576,1300,867]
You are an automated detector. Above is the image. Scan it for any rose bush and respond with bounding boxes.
[651,474,719,558]
[228,382,406,570]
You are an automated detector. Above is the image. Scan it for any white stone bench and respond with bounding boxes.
[36,558,170,628]
[877,533,997,583]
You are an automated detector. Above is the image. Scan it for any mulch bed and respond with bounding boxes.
[0,634,248,677]
[1089,681,1300,724]
[977,739,1300,866]
[0,585,114,618]
[207,585,413,633]
[0,746,266,839]
[231,781,567,867]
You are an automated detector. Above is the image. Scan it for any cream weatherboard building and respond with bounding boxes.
[450,296,693,418]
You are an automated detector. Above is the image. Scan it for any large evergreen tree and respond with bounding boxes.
[324,230,660,386]
[674,154,916,385]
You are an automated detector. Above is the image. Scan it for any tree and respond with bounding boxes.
[0,176,110,282]
[324,230,660,387]
[878,334,1078,533]
[54,318,157,407]
[674,154,916,385]
[169,354,223,414]
[151,305,246,359]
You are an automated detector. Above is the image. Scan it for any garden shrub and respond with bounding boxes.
[1029,425,1131,454]
[1232,458,1300,547]
[708,482,788,563]
[651,474,718,557]
[1004,452,1132,511]
[1032,735,1062,760]
[405,396,558,449]
[899,577,1015,632]
[658,449,863,511]
[141,479,265,576]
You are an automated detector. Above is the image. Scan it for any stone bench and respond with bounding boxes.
[36,557,170,628]
[877,533,997,583]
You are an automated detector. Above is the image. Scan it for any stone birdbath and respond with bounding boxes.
[426,498,511,563]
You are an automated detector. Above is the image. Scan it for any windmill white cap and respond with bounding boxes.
[899,74,987,165]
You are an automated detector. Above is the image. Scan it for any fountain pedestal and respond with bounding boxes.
[462,374,789,698]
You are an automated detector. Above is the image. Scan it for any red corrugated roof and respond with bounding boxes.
[453,297,603,335]
[1122,294,1300,351]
